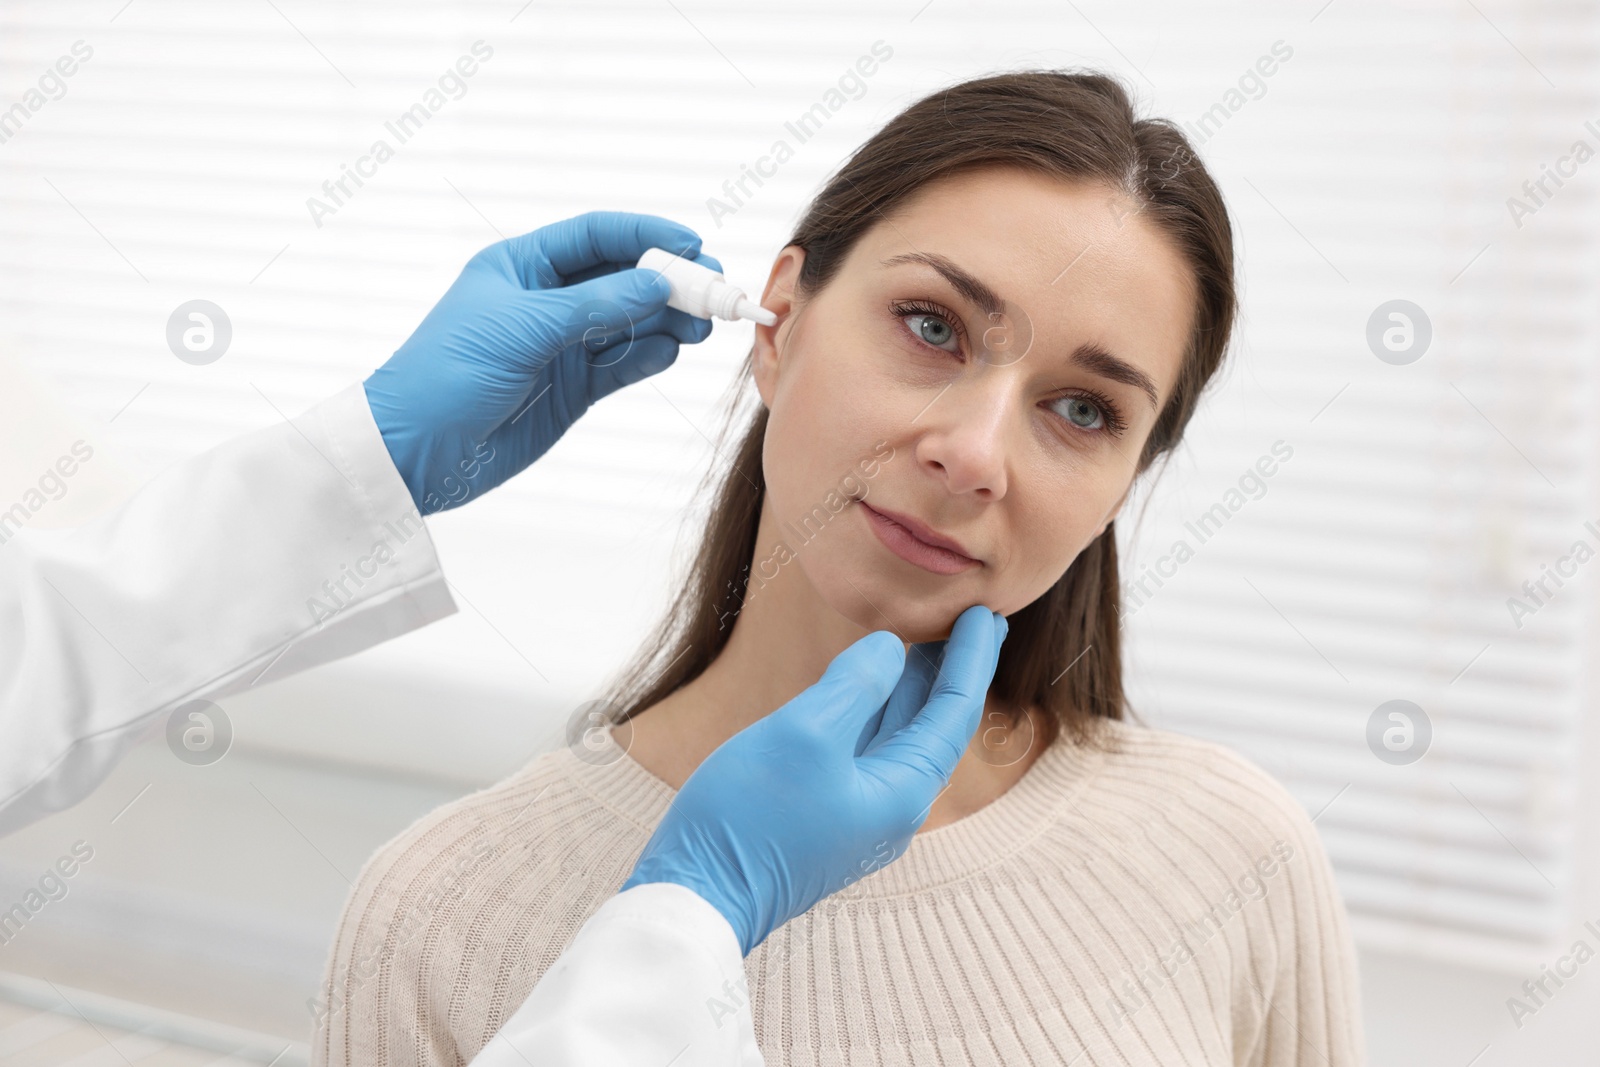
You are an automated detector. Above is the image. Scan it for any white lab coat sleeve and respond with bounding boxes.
[469,881,765,1067]
[0,382,455,836]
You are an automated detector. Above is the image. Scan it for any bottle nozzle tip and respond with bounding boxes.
[736,299,778,326]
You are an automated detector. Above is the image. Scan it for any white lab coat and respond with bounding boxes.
[0,382,763,1067]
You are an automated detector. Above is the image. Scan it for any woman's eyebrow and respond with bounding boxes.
[881,251,1161,410]
[882,251,1005,317]
[1074,343,1159,410]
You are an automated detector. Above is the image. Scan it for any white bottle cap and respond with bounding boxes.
[637,247,778,326]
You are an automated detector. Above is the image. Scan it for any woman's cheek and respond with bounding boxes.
[1012,512,1094,600]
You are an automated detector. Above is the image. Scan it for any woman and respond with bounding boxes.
[313,70,1363,1066]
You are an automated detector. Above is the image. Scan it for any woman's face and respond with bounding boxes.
[751,167,1197,641]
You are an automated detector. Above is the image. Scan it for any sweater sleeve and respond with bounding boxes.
[1226,759,1366,1067]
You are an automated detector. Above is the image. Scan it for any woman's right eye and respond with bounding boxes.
[901,311,960,353]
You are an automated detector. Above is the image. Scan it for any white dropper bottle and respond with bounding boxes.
[636,247,778,326]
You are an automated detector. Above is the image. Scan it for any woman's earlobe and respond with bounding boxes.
[750,308,784,407]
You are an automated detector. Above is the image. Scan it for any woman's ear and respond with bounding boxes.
[752,245,805,409]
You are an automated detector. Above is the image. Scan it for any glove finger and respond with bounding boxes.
[775,630,904,742]
[540,310,708,412]
[662,305,714,344]
[556,248,725,349]
[581,332,681,399]
[596,303,713,348]
[860,606,1004,789]
[858,640,944,758]
[527,211,704,282]
[568,270,719,351]
[470,335,679,471]
[519,269,673,360]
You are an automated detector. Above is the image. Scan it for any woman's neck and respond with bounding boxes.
[619,502,1048,832]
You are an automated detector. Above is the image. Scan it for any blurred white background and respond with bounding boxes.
[1,0,1597,1063]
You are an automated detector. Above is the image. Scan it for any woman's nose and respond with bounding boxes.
[914,380,1012,499]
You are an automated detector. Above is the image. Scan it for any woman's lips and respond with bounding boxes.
[858,500,981,575]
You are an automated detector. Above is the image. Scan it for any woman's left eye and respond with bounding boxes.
[901,311,961,353]
[1054,396,1105,432]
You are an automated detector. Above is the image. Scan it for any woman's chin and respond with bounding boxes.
[814,568,970,644]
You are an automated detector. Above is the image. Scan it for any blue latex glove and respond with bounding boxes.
[621,604,1009,956]
[364,211,724,513]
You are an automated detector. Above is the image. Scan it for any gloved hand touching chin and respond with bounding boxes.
[623,604,1010,956]
[365,210,722,513]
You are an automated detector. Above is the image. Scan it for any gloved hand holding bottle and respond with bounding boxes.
[623,604,1009,956]
[364,211,724,514]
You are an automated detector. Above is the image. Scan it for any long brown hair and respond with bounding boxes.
[601,69,1236,748]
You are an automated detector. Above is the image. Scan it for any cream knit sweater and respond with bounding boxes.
[311,718,1364,1066]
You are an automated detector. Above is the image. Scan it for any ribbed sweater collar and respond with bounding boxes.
[557,721,1114,899]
